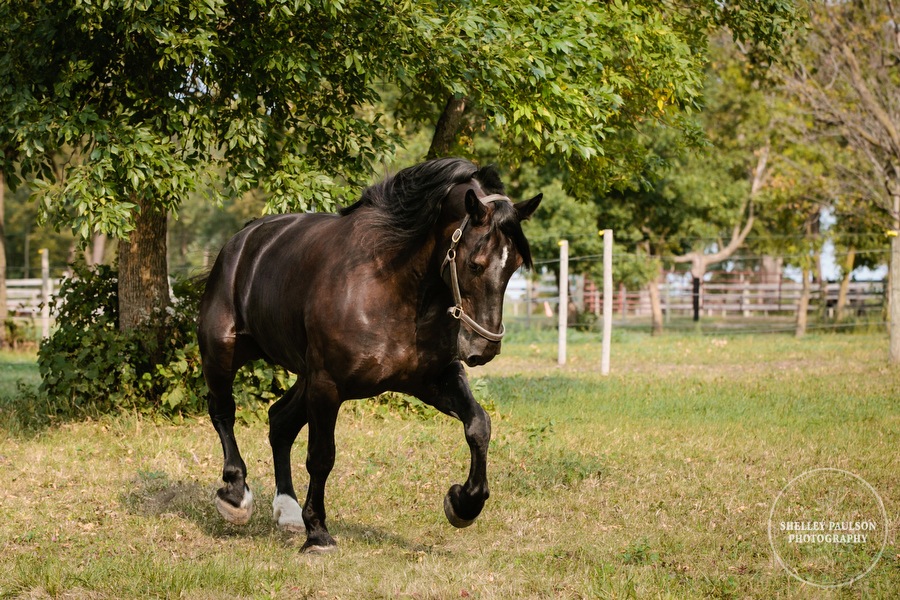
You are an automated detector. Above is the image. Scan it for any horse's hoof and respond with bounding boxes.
[444,491,477,528]
[215,486,254,525]
[301,533,337,553]
[273,494,306,532]
[301,542,338,554]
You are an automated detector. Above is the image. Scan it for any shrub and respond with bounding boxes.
[36,265,292,421]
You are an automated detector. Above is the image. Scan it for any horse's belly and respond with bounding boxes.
[318,335,452,400]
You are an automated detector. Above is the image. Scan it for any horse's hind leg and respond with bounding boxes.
[202,336,254,525]
[269,379,308,531]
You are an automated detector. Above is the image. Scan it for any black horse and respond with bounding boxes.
[198,158,541,551]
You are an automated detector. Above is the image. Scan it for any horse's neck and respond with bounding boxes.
[416,216,467,314]
[347,205,459,315]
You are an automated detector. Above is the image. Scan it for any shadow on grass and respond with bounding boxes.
[330,520,450,555]
[0,383,138,438]
[119,470,281,541]
[119,469,435,553]
[492,443,607,495]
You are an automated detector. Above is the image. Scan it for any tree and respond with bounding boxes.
[0,173,6,348]
[753,159,827,338]
[584,34,776,334]
[832,195,888,321]
[1,0,399,337]
[779,0,900,359]
[672,145,767,323]
[399,1,800,334]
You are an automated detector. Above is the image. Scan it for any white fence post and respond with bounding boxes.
[601,229,613,376]
[558,239,568,366]
[41,249,51,339]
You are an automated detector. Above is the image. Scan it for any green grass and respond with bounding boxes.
[0,350,39,397]
[0,332,898,598]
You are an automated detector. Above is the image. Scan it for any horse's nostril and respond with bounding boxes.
[465,354,487,367]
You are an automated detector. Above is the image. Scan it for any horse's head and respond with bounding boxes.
[443,187,542,367]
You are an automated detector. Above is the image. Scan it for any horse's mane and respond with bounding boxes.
[340,158,505,253]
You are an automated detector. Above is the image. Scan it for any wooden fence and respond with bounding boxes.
[4,278,60,342]
[6,278,58,316]
[505,274,885,321]
[585,280,884,318]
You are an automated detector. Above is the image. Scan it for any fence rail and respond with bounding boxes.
[506,275,884,321]
[4,277,60,346]
[6,278,60,316]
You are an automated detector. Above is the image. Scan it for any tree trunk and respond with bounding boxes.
[673,144,766,322]
[0,172,6,349]
[815,247,828,317]
[835,246,856,321]
[87,232,108,266]
[795,266,811,338]
[891,233,900,363]
[118,196,170,337]
[426,96,468,160]
[648,275,664,335]
[691,274,701,322]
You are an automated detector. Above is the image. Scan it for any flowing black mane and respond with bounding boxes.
[340,158,506,252]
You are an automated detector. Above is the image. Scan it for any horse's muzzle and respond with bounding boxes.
[461,338,500,367]
[464,353,491,367]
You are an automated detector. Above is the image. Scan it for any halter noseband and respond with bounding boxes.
[441,193,509,343]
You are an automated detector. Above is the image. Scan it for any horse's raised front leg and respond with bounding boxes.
[424,361,491,528]
[300,374,342,552]
[268,379,307,532]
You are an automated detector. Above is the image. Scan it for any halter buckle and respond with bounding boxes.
[448,306,463,319]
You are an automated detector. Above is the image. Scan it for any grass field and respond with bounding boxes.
[0,331,897,598]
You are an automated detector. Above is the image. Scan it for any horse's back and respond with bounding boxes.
[200,212,344,366]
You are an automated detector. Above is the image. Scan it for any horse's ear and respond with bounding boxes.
[465,189,488,225]
[515,193,542,221]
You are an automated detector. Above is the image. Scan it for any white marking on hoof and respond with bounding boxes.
[272,494,306,532]
[215,486,254,525]
[302,543,338,554]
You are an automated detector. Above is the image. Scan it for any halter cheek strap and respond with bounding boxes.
[441,194,511,343]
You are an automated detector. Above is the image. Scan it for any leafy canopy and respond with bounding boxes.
[1,0,400,238]
[1,0,801,242]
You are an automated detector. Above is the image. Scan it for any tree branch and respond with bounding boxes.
[670,144,767,273]
[839,43,900,158]
[426,95,468,160]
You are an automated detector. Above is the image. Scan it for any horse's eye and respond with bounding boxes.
[468,261,485,276]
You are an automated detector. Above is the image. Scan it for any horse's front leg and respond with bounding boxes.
[423,361,491,528]
[300,374,342,552]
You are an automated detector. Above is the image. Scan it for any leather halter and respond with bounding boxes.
[441,193,510,343]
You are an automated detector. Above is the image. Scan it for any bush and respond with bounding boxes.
[36,265,292,421]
